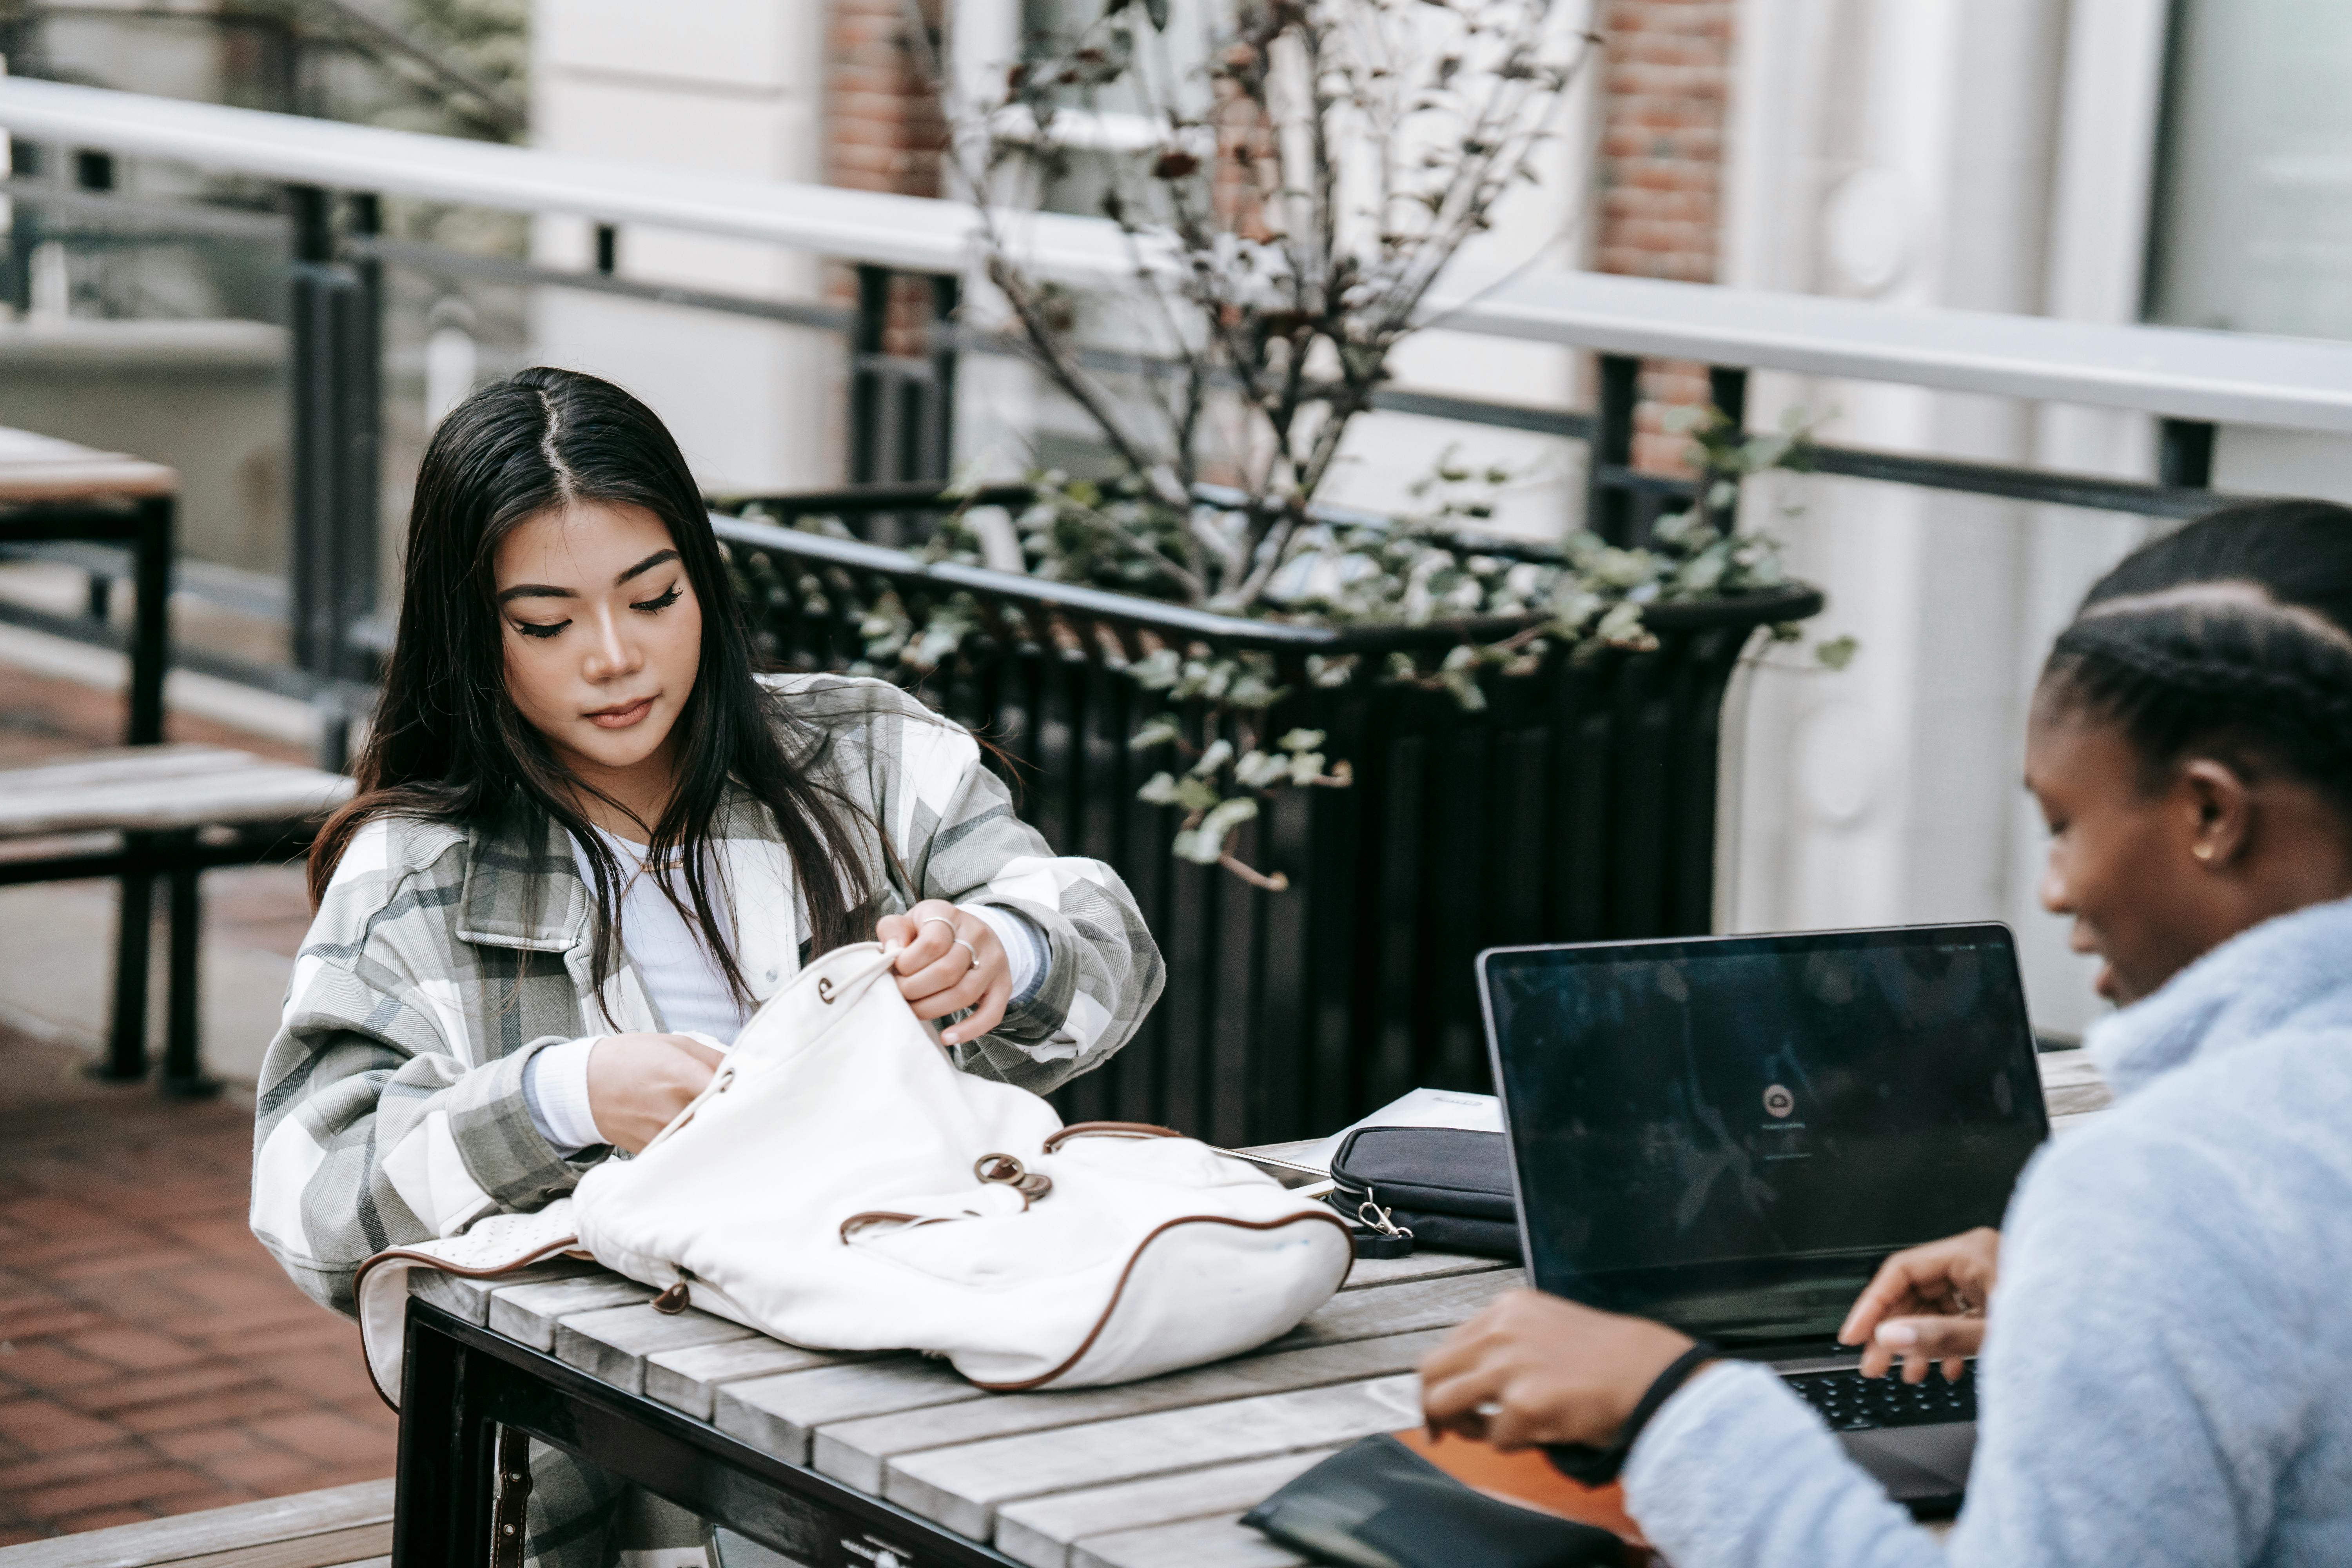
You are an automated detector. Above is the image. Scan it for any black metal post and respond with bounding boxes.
[287,186,381,702]
[98,835,155,1083]
[1708,365,1749,434]
[341,191,384,681]
[0,138,35,316]
[2158,418,2217,490]
[1705,367,1751,530]
[1588,354,1641,546]
[160,842,220,1101]
[923,272,960,484]
[126,494,172,746]
[849,265,891,487]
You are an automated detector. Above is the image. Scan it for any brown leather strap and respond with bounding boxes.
[1042,1120,1183,1152]
[490,1424,532,1568]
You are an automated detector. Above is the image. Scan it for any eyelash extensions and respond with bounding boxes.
[510,582,681,639]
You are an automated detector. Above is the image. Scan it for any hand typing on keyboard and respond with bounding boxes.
[1837,1226,2001,1383]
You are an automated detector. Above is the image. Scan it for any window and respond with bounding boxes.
[2147,0,2352,339]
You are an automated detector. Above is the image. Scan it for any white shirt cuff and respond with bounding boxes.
[522,1036,607,1156]
[966,903,1049,1007]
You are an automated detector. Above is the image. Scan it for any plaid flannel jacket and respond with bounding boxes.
[249,674,1165,1319]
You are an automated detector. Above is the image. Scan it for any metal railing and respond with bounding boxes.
[5,76,2352,726]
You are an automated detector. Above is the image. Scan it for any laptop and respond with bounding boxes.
[1476,924,2047,1516]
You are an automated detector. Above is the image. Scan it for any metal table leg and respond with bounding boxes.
[160,838,221,1101]
[96,831,155,1083]
[127,494,172,747]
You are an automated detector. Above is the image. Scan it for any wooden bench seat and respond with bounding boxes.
[0,744,353,1097]
[0,1479,391,1568]
[0,746,352,838]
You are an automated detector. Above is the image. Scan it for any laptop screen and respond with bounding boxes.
[1480,925,2047,1347]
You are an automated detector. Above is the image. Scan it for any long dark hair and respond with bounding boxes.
[309,367,877,1006]
[2041,499,2352,819]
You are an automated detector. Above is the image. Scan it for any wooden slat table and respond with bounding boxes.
[0,426,178,747]
[392,1055,2112,1568]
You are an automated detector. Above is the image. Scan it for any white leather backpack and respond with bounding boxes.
[358,941,1352,1404]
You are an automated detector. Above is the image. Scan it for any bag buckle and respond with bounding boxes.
[975,1152,1054,1204]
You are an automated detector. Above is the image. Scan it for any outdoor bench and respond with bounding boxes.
[0,744,352,1097]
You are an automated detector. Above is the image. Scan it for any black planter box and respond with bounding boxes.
[713,496,1822,1147]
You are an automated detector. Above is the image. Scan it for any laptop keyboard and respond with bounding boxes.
[1783,1365,1976,1431]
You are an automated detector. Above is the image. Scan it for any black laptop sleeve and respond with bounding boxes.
[1326,1127,1522,1260]
[1243,1435,1630,1568]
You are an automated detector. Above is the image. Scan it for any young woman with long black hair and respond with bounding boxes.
[249,367,1163,1565]
[1423,500,2352,1566]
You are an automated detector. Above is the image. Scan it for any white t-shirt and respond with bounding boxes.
[522,826,1049,1154]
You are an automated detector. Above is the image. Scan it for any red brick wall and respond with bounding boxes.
[828,0,945,200]
[1593,0,1735,474]
[827,0,947,363]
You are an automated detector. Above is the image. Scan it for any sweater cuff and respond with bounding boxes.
[522,1036,607,1155]
[1623,1359,1930,1568]
[441,1035,596,1217]
[966,902,1049,1006]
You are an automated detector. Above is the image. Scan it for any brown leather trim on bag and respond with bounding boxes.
[1041,1121,1186,1153]
[838,1210,927,1242]
[963,1207,1356,1392]
[350,1235,583,1411]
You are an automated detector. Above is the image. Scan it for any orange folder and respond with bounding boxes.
[1392,1426,1653,1560]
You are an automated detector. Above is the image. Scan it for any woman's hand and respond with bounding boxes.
[584,1033,724,1154]
[877,900,1011,1047]
[1421,1289,1698,1451]
[1838,1225,2000,1383]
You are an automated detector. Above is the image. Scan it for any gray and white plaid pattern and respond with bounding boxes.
[249,676,1164,1567]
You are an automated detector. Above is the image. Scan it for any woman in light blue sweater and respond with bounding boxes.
[1423,499,2352,1565]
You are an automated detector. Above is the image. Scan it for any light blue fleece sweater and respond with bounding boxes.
[1621,896,2352,1567]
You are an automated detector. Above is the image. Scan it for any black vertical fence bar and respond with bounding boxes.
[1709,365,1749,436]
[1588,354,1641,546]
[288,184,337,676]
[2158,418,2218,490]
[0,140,34,316]
[341,191,384,683]
[925,273,960,484]
[848,265,890,488]
[287,184,382,743]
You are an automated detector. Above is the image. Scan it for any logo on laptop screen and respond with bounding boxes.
[1762,1083,1795,1118]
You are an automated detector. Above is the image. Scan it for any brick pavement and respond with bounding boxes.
[0,662,387,1546]
[0,1023,395,1546]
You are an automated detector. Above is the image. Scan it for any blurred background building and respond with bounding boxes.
[4,0,2348,1040]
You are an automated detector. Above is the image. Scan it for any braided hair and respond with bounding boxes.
[2040,500,2352,821]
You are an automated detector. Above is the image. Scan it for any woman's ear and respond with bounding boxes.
[2178,758,2254,869]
